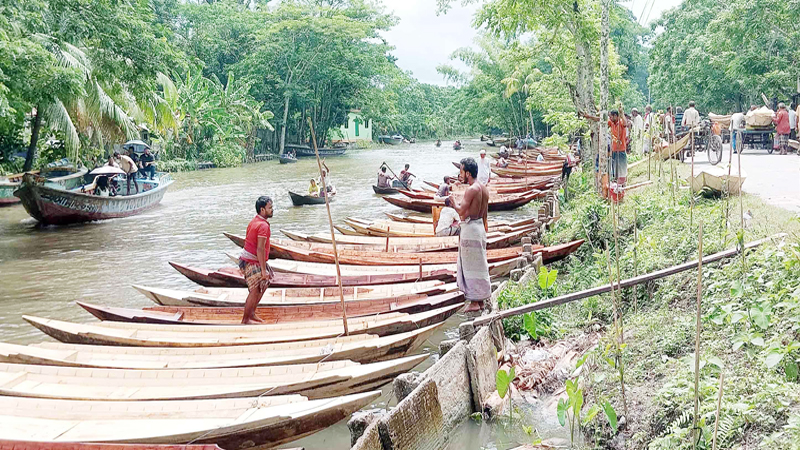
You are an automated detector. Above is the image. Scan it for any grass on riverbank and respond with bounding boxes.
[498,159,800,449]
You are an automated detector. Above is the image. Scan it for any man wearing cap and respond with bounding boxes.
[477,149,491,185]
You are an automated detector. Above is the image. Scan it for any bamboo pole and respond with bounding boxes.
[470,233,783,326]
[605,248,629,418]
[690,128,695,228]
[692,222,703,444]
[711,372,725,450]
[382,161,410,190]
[724,130,735,237]
[308,117,349,335]
[634,207,639,313]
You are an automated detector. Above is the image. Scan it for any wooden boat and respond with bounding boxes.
[289,191,331,206]
[0,323,444,369]
[378,135,403,145]
[383,213,538,231]
[285,144,346,157]
[1,164,88,206]
[278,154,297,164]
[268,258,457,276]
[225,232,459,257]
[0,355,427,401]
[78,291,464,324]
[687,166,745,195]
[14,172,172,225]
[383,191,543,213]
[0,442,221,450]
[0,391,379,448]
[372,185,399,195]
[491,166,563,178]
[23,304,463,347]
[270,241,525,266]
[281,228,533,250]
[169,262,455,288]
[134,280,448,307]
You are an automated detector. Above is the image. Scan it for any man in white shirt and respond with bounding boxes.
[477,149,491,185]
[435,205,461,236]
[682,101,701,128]
[729,111,745,153]
[789,103,797,140]
[631,108,644,153]
[642,105,654,153]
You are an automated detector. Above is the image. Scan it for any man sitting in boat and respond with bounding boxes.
[497,156,509,168]
[139,147,157,180]
[308,178,320,197]
[435,176,450,199]
[498,145,510,159]
[377,166,394,188]
[114,151,139,195]
[435,201,461,236]
[399,164,415,187]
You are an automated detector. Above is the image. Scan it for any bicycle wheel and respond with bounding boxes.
[708,135,723,165]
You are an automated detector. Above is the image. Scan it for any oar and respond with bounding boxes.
[309,117,349,336]
[381,161,411,190]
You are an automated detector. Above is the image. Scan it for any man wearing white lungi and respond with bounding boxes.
[448,157,491,313]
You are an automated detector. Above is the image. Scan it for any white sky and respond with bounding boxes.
[380,0,685,86]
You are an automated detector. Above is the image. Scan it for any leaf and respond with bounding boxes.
[582,404,601,426]
[523,313,538,340]
[750,307,770,330]
[603,401,618,431]
[537,267,548,290]
[496,368,514,399]
[765,351,785,369]
[786,360,799,381]
[750,337,765,347]
[557,398,568,427]
[546,269,558,288]
[572,389,584,418]
[706,356,724,369]
[730,281,743,298]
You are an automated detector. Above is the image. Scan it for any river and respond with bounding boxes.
[0,139,544,449]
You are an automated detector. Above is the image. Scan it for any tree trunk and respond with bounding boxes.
[24,107,43,172]
[279,93,290,156]
[598,0,611,193]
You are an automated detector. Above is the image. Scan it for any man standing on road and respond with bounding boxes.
[448,158,490,314]
[477,149,491,185]
[730,110,745,154]
[682,101,700,128]
[773,103,791,155]
[239,196,275,324]
[789,103,797,141]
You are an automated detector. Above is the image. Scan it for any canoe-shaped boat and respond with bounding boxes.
[0,442,221,450]
[289,191,330,206]
[134,280,448,307]
[0,323,444,369]
[225,233,456,257]
[0,355,427,401]
[14,172,172,225]
[278,155,297,164]
[382,213,539,232]
[270,241,525,266]
[0,391,379,449]
[170,261,455,288]
[342,217,539,239]
[686,166,745,195]
[268,256,522,279]
[1,164,88,207]
[78,291,465,325]
[281,228,532,250]
[378,135,403,145]
[285,144,347,157]
[23,304,463,347]
[372,185,399,195]
[383,191,543,213]
[491,166,563,178]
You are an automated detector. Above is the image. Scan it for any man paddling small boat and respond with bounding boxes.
[448,157,491,313]
[239,196,275,324]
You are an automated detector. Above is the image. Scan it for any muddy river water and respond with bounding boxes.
[0,140,554,449]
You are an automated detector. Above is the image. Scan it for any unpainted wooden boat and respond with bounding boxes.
[22,304,463,347]
[134,280,448,307]
[78,291,464,325]
[278,154,297,164]
[0,442,221,450]
[14,172,172,225]
[281,228,533,250]
[285,144,346,157]
[378,135,403,145]
[382,191,543,213]
[344,217,540,239]
[0,355,427,401]
[0,391,379,448]
[372,185,399,195]
[491,166,563,178]
[289,191,331,206]
[0,323,444,369]
[225,232,455,257]
[170,261,454,288]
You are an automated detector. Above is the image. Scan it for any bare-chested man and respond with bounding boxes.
[448,157,491,313]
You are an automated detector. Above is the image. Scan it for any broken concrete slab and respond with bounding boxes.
[349,410,385,446]
[378,379,445,450]
[466,326,499,414]
[393,371,424,402]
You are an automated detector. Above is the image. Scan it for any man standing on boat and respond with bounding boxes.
[240,196,275,324]
[448,157,491,313]
[477,149,491,185]
[115,151,139,196]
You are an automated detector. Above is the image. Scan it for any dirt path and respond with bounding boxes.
[688,143,800,213]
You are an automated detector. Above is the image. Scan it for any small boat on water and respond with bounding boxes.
[378,135,404,145]
[23,303,464,346]
[0,355,427,401]
[284,144,346,157]
[1,163,88,206]
[373,184,399,195]
[279,154,297,164]
[453,142,463,150]
[14,172,172,225]
[289,191,332,206]
[0,391,380,449]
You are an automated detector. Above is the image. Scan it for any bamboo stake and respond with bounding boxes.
[308,117,348,335]
[634,207,639,313]
[724,131,735,238]
[385,229,390,252]
[692,222,704,444]
[690,128,695,228]
[711,372,725,450]
[611,194,625,341]
[605,247,629,418]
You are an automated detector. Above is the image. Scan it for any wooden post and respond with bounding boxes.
[418,258,423,280]
[385,228,390,252]
[725,130,735,236]
[711,372,725,450]
[692,222,703,443]
[432,206,442,235]
[308,117,348,335]
[690,128,695,228]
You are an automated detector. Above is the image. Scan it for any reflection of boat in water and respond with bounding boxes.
[378,135,403,145]
[1,163,87,206]
[14,172,172,225]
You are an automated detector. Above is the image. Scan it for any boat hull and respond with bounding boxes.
[14,173,172,225]
[372,185,398,195]
[0,183,20,205]
[278,155,297,164]
[285,145,346,157]
[289,191,328,206]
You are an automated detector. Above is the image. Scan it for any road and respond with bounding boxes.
[683,144,800,213]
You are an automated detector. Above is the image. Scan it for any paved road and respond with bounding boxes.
[687,144,800,213]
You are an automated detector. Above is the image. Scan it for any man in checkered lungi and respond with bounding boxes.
[773,103,791,155]
[239,196,275,324]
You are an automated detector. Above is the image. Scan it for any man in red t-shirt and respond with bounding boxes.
[608,107,628,186]
[773,103,791,155]
[239,196,274,324]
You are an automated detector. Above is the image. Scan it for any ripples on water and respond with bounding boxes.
[0,139,542,449]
